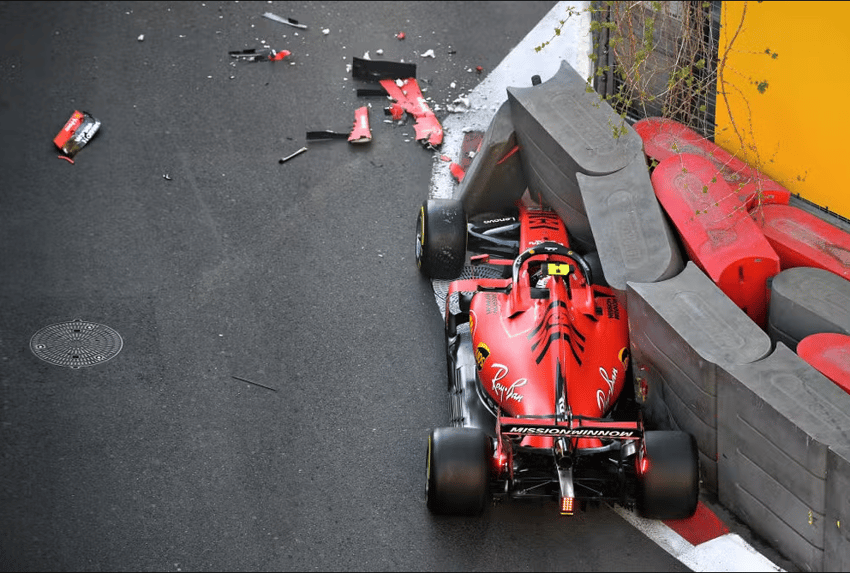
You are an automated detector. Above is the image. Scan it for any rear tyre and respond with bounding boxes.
[416,199,466,279]
[637,431,700,520]
[426,427,490,515]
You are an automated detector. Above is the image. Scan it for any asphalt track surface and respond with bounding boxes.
[0,2,797,571]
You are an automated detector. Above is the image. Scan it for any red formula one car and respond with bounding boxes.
[415,196,699,518]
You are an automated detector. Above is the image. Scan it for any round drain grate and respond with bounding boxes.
[30,319,123,369]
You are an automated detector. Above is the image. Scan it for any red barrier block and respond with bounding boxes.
[751,203,850,280]
[797,332,850,394]
[651,153,780,327]
[634,117,790,211]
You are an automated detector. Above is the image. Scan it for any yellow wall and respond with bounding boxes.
[716,1,850,218]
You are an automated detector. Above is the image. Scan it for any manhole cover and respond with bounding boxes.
[30,319,123,369]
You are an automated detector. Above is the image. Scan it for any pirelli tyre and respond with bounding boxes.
[637,430,700,520]
[426,427,490,516]
[416,199,466,279]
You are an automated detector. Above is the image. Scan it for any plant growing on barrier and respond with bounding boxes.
[536,1,781,219]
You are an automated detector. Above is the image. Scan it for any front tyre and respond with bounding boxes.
[415,199,466,279]
[426,427,490,515]
[637,431,700,520]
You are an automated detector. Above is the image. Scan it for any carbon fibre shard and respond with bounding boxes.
[229,48,290,62]
[352,57,416,81]
[379,78,442,147]
[263,12,307,29]
[348,106,372,144]
[54,110,100,158]
[306,130,349,141]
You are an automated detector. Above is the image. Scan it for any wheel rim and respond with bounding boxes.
[415,206,425,269]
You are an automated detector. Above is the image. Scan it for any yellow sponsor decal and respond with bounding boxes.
[618,347,630,368]
[475,342,490,370]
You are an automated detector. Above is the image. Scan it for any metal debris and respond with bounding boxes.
[279,146,308,163]
[231,375,278,392]
[263,12,307,30]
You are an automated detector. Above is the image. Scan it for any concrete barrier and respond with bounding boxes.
[577,159,683,306]
[454,100,527,218]
[626,261,772,492]
[767,266,850,352]
[826,444,850,571]
[716,343,850,571]
[506,59,644,252]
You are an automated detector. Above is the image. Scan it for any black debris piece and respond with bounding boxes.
[306,130,350,141]
[352,57,416,81]
[357,88,388,97]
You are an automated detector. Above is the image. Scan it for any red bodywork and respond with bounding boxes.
[447,202,631,451]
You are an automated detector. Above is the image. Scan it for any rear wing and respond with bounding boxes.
[498,414,642,440]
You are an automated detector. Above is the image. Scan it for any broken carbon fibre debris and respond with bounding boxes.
[356,88,387,97]
[379,78,443,147]
[54,110,100,160]
[306,130,349,142]
[229,47,291,62]
[352,57,416,81]
[348,106,372,144]
[307,107,372,144]
[263,12,307,30]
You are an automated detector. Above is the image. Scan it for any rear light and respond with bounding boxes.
[492,450,509,474]
[638,457,650,475]
[493,438,511,476]
[560,496,575,516]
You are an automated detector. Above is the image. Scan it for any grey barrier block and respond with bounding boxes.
[506,59,645,252]
[768,266,850,352]
[454,100,527,217]
[716,343,850,572]
[825,444,850,571]
[577,159,684,302]
[627,261,772,492]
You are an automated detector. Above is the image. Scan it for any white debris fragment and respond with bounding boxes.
[137,34,144,41]
[363,51,371,60]
[450,81,456,89]
[322,28,330,35]
[376,49,383,55]
[421,49,435,58]
[263,12,307,30]
[446,95,471,113]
